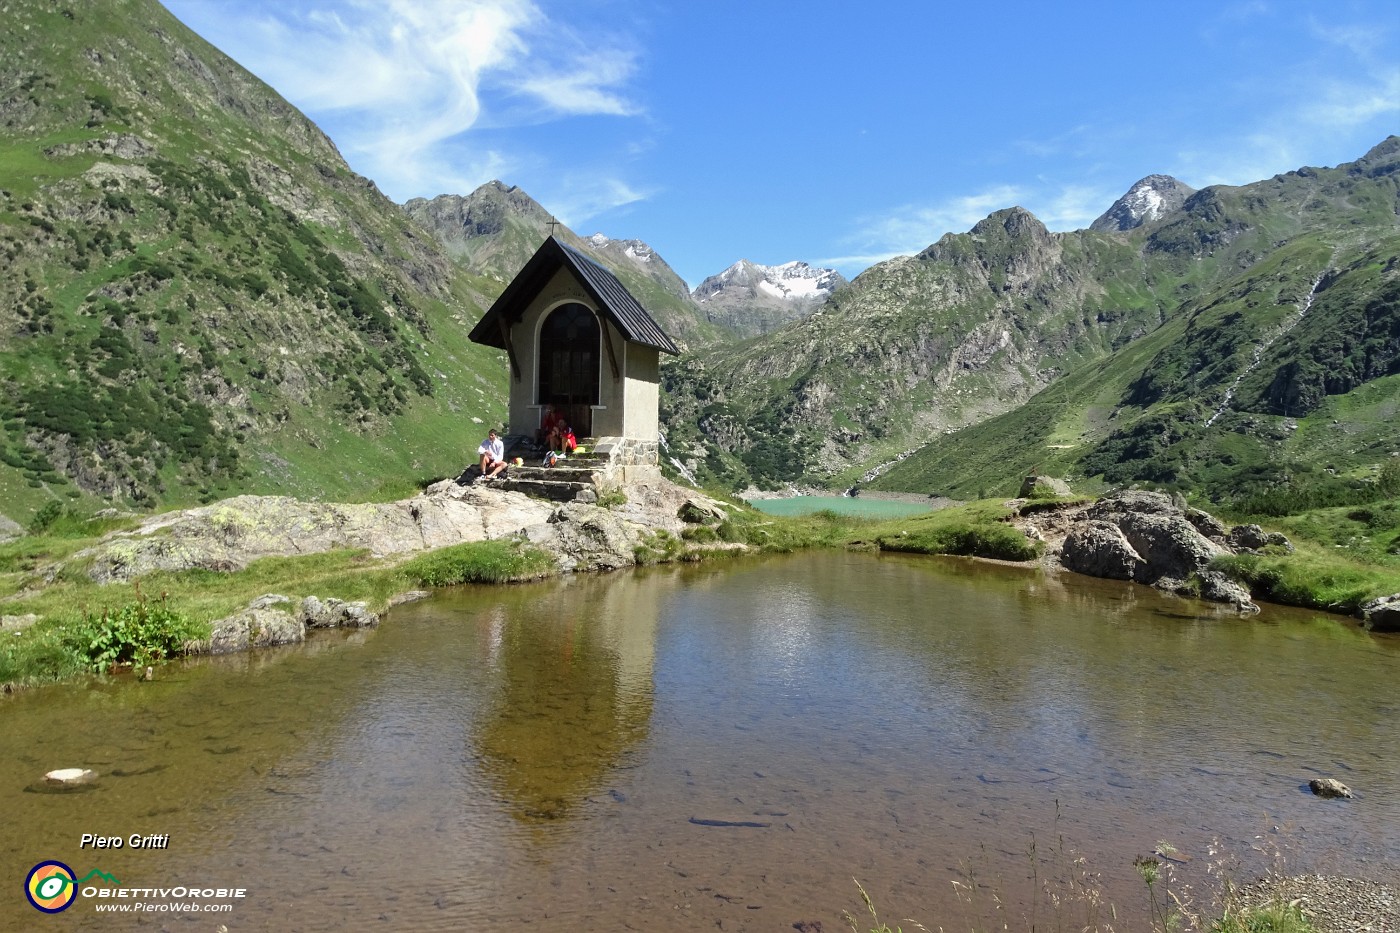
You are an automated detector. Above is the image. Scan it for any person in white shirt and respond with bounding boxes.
[477,429,507,478]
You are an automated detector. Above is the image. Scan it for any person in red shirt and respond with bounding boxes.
[538,405,565,450]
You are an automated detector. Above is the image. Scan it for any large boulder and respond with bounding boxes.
[1116,512,1226,583]
[1056,490,1257,612]
[679,497,727,525]
[0,512,22,542]
[526,503,643,573]
[1018,475,1072,499]
[1061,521,1145,580]
[1357,593,1400,633]
[201,607,305,655]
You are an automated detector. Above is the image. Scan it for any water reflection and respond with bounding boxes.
[468,572,659,828]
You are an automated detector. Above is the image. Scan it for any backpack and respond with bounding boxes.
[543,451,558,468]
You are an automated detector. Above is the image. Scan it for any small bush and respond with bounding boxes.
[68,593,203,673]
[27,501,63,534]
[400,539,555,586]
[596,489,628,509]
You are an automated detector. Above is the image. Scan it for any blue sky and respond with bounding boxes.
[164,0,1399,288]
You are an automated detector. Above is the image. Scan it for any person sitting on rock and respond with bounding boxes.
[477,428,507,479]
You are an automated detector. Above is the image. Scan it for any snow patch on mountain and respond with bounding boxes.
[695,259,844,303]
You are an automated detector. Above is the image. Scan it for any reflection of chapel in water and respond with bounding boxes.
[471,571,662,828]
[468,236,679,476]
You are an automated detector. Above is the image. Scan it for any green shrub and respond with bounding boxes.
[877,520,1040,561]
[67,594,204,673]
[27,501,63,534]
[400,539,555,586]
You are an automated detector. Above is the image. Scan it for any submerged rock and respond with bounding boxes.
[1308,777,1353,799]
[46,768,98,785]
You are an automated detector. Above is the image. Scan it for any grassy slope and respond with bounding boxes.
[0,0,509,522]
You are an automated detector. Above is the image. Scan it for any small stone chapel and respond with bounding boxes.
[468,235,679,475]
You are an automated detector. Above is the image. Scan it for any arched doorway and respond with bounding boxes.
[537,302,599,436]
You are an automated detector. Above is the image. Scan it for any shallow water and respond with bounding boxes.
[3,552,1398,930]
[748,495,932,518]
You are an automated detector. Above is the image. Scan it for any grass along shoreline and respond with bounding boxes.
[3,490,1398,690]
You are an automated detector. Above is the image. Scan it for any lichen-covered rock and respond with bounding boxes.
[535,503,643,573]
[1062,521,1144,580]
[1088,490,1176,518]
[1357,593,1400,633]
[301,596,378,629]
[202,607,305,655]
[247,593,293,610]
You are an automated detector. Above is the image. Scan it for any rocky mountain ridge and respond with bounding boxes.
[664,138,1400,497]
[691,259,846,339]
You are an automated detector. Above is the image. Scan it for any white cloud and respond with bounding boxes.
[829,185,1026,271]
[544,176,652,228]
[166,0,644,201]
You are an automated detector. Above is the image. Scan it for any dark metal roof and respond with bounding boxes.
[468,236,680,355]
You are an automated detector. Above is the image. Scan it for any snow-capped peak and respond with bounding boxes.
[694,259,846,304]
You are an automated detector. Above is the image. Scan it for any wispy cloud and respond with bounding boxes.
[168,0,644,203]
[822,185,1025,271]
[544,175,652,229]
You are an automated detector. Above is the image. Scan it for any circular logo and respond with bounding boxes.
[25,860,77,913]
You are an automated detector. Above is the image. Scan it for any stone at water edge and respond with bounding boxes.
[1308,777,1353,799]
[46,768,98,785]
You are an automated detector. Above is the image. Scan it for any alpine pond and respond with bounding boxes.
[3,552,1397,930]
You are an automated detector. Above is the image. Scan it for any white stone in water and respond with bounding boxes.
[45,768,97,785]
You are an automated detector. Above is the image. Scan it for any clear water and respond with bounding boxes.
[2,552,1397,930]
[748,495,932,518]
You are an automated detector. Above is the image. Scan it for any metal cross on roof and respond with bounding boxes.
[546,217,562,236]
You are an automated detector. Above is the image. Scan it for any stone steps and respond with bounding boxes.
[494,439,606,502]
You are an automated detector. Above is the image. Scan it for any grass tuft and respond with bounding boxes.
[399,538,555,586]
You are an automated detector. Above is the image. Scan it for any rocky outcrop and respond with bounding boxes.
[65,474,712,586]
[75,487,559,583]
[0,513,22,542]
[1029,490,1258,612]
